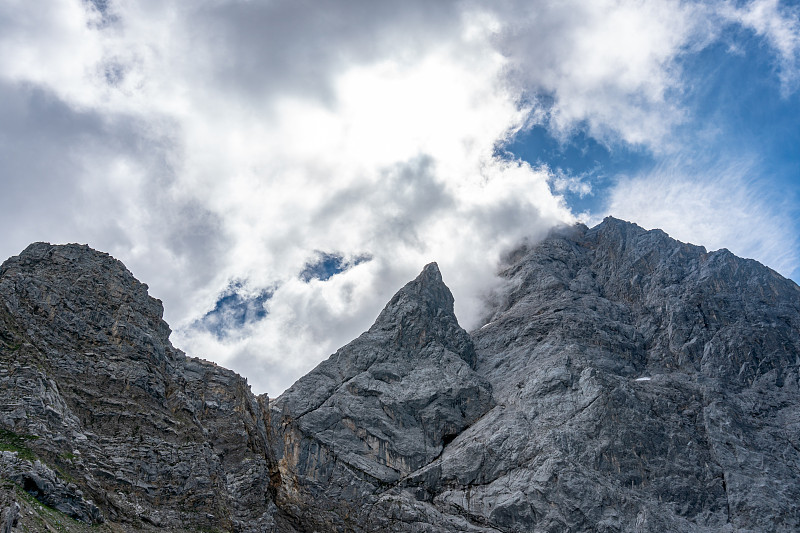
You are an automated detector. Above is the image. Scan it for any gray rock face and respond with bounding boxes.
[270,218,800,532]
[0,493,19,533]
[270,263,493,531]
[403,218,800,532]
[1,218,799,532]
[0,243,281,532]
[0,451,101,523]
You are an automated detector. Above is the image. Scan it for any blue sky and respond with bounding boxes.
[507,16,800,282]
[0,0,798,394]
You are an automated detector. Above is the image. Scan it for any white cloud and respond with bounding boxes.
[0,0,577,395]
[604,158,799,278]
[546,166,596,198]
[494,0,712,149]
[1,0,798,395]
[723,0,800,93]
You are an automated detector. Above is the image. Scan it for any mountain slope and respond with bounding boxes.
[270,262,494,531]
[409,218,800,531]
[1,218,799,532]
[0,243,282,532]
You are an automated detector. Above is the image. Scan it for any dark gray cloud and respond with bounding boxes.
[0,78,226,323]
[186,0,465,102]
[0,81,146,253]
[0,83,89,248]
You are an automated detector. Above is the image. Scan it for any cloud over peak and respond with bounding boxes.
[1,0,798,394]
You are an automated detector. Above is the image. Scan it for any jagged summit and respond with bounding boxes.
[465,217,800,532]
[0,242,277,532]
[0,241,172,353]
[2,218,800,532]
[3,242,133,279]
[413,261,445,289]
[418,260,441,277]
[398,261,455,315]
[366,260,475,367]
[271,261,492,503]
[372,261,453,323]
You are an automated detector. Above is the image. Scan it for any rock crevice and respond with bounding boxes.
[1,218,799,532]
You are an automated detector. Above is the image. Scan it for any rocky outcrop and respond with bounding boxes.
[401,218,800,532]
[268,218,800,532]
[0,492,19,533]
[1,218,799,532]
[0,451,101,523]
[0,243,281,532]
[270,263,493,531]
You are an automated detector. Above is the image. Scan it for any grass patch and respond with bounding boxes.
[0,429,39,461]
[53,463,76,484]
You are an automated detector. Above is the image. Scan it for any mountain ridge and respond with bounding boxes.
[1,217,799,532]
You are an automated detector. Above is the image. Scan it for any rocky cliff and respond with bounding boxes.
[0,243,281,532]
[1,217,799,532]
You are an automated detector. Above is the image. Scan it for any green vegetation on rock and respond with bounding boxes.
[0,429,38,461]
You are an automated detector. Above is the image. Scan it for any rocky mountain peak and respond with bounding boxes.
[368,261,475,367]
[406,261,449,307]
[0,242,171,350]
[269,263,493,525]
[0,243,278,532]
[373,261,451,324]
[3,242,143,291]
[2,220,800,532]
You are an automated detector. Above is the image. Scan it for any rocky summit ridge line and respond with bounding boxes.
[1,217,799,532]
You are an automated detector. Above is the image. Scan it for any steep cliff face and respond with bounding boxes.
[270,263,494,531]
[1,218,799,533]
[0,243,281,532]
[269,218,800,532]
[402,218,800,532]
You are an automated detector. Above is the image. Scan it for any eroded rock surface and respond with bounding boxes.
[0,243,281,532]
[1,218,799,532]
[270,263,494,531]
[402,218,800,532]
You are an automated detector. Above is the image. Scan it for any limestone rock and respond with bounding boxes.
[270,262,493,531]
[404,218,800,532]
[0,494,19,533]
[2,218,799,532]
[0,451,101,523]
[0,243,282,532]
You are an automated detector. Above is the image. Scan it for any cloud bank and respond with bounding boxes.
[1,0,798,394]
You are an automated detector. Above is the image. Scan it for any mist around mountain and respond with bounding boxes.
[1,217,799,532]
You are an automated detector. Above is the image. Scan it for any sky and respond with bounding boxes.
[1,0,799,396]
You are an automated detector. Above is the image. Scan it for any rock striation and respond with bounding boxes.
[270,263,493,531]
[0,243,281,532]
[1,217,799,532]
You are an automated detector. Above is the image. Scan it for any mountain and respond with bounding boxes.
[0,243,277,532]
[1,217,799,532]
